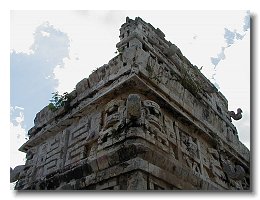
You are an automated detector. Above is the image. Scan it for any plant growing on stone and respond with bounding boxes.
[48,91,71,111]
[146,56,178,84]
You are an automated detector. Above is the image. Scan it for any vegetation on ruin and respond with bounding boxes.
[48,91,72,111]
[146,56,177,84]
[146,55,211,99]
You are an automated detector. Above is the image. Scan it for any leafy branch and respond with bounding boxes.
[48,92,71,111]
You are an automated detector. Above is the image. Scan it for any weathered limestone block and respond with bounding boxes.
[96,64,107,81]
[36,142,48,165]
[212,115,221,134]
[147,33,159,45]
[129,37,142,49]
[135,48,150,67]
[44,155,62,175]
[98,131,113,150]
[76,78,89,94]
[182,89,195,115]
[25,147,37,165]
[126,94,141,121]
[106,151,120,167]
[169,143,177,159]
[180,131,198,158]
[88,70,99,88]
[226,126,235,143]
[163,44,178,57]
[156,134,169,152]
[143,100,163,133]
[10,165,25,183]
[34,106,54,127]
[68,123,91,146]
[163,115,177,144]
[126,126,146,139]
[96,177,118,190]
[221,158,246,181]
[145,130,156,144]
[155,28,165,39]
[238,142,250,161]
[97,155,110,170]
[103,99,125,130]
[183,154,201,176]
[169,80,185,102]
[206,147,227,184]
[65,145,88,167]
[127,171,147,190]
[107,57,119,75]
[122,46,136,66]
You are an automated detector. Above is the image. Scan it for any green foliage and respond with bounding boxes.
[178,64,204,99]
[48,91,71,111]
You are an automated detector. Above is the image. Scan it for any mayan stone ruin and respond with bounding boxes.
[11,17,250,190]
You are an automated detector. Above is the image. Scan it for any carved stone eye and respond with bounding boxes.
[143,100,161,119]
[148,107,160,118]
[106,105,118,116]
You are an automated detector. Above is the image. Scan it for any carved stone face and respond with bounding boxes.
[26,147,36,160]
[104,99,124,130]
[143,100,162,131]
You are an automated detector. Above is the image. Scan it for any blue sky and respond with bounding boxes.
[11,22,70,130]
[10,10,250,170]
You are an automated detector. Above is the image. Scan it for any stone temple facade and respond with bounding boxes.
[12,17,250,190]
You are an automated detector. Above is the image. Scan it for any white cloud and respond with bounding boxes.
[52,11,123,94]
[210,11,250,69]
[215,33,250,111]
[41,30,50,37]
[15,110,24,124]
[53,57,85,94]
[224,28,236,46]
[215,32,250,148]
[14,106,24,110]
[211,47,226,67]
[204,11,250,149]
[10,11,39,54]
[10,107,26,169]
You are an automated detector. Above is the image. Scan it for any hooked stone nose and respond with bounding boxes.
[126,94,141,121]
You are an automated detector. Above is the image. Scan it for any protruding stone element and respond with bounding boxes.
[126,94,141,121]
[183,155,200,176]
[164,44,179,57]
[185,136,198,157]
[76,78,89,94]
[104,99,125,130]
[127,171,147,190]
[221,158,246,181]
[155,28,165,39]
[143,100,163,133]
[228,108,243,121]
[10,165,25,183]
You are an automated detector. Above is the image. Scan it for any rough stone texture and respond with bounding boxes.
[12,17,250,190]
